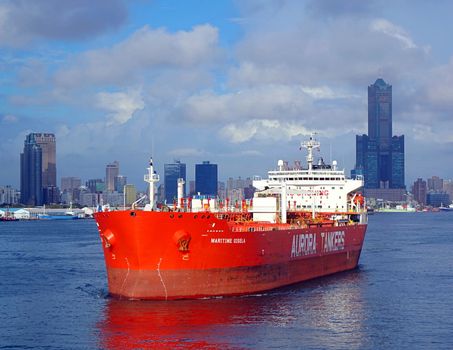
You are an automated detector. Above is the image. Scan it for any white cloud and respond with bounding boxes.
[412,124,453,143]
[370,19,419,50]
[220,119,311,143]
[1,114,18,123]
[96,90,144,125]
[54,24,221,88]
[230,12,429,89]
[181,84,317,123]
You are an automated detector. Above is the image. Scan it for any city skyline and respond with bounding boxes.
[1,1,453,188]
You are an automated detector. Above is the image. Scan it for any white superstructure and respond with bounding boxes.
[252,135,365,222]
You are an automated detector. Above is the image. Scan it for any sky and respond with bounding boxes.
[1,0,453,190]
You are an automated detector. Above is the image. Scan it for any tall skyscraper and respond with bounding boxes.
[354,79,405,201]
[34,133,56,188]
[195,161,218,197]
[20,133,57,205]
[20,134,43,205]
[106,161,119,192]
[164,161,186,203]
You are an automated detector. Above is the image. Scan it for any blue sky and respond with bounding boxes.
[1,0,453,190]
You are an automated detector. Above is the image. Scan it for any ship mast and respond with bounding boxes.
[144,158,160,210]
[300,133,320,172]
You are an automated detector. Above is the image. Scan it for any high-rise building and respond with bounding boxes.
[412,178,427,205]
[34,133,56,188]
[106,161,119,192]
[61,177,81,192]
[61,177,82,205]
[86,179,105,193]
[164,161,186,203]
[43,186,60,204]
[443,180,453,201]
[427,176,443,192]
[0,186,18,205]
[195,161,218,197]
[114,175,127,193]
[20,134,43,205]
[354,79,405,201]
[20,133,57,205]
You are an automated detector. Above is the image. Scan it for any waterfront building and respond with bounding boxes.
[412,178,427,205]
[354,79,405,201]
[105,161,119,192]
[195,161,218,197]
[426,192,450,207]
[164,161,186,204]
[0,186,19,205]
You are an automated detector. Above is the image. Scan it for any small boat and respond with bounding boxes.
[0,216,19,222]
[0,208,19,221]
[439,204,453,212]
[37,214,79,220]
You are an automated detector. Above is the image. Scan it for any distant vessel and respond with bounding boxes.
[0,216,19,222]
[94,135,368,300]
[37,213,80,220]
[377,204,416,213]
[0,208,19,221]
[439,204,453,212]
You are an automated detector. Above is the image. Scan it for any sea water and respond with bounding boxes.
[1,213,452,349]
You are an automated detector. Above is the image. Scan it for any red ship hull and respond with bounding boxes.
[95,210,367,300]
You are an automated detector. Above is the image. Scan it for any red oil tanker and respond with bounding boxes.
[94,135,367,300]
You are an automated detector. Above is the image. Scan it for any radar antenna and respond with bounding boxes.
[300,133,320,172]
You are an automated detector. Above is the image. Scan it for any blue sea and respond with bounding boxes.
[1,213,453,349]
